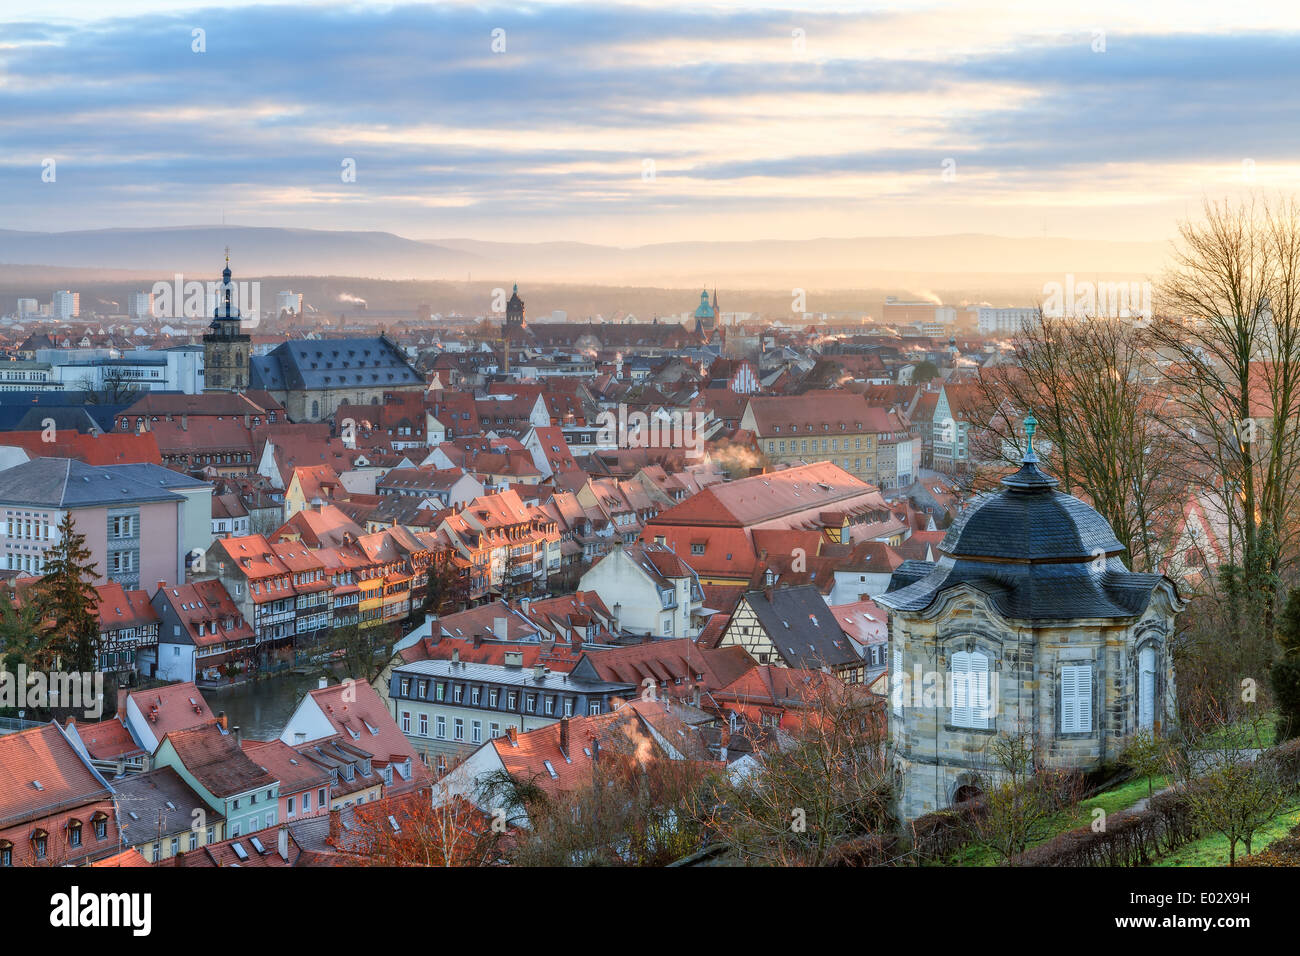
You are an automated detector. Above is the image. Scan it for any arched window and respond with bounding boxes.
[311,400,319,418]
[950,650,990,729]
[1138,645,1157,730]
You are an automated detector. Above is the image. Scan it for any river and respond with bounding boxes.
[204,668,343,742]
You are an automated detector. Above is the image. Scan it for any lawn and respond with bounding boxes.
[1152,801,1300,866]
[1195,710,1279,751]
[944,774,1168,866]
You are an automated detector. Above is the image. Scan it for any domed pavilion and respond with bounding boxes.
[876,416,1183,822]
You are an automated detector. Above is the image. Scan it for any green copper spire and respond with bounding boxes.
[1024,413,1038,460]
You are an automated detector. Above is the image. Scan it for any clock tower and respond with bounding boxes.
[203,250,251,392]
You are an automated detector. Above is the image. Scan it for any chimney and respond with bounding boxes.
[559,716,570,758]
[533,662,544,681]
[493,616,509,640]
[590,736,600,764]
[472,634,483,649]
[116,687,129,717]
[764,584,774,603]
[231,725,241,747]
[328,806,341,843]
[452,647,460,665]
[317,677,328,690]
[217,710,228,731]
[278,824,290,862]
[181,414,188,431]
[157,580,166,593]
[506,725,517,745]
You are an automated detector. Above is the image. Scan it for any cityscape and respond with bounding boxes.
[0,0,1294,934]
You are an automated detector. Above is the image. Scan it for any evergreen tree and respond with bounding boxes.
[0,589,48,673]
[421,555,467,619]
[33,511,101,673]
[1271,588,1300,743]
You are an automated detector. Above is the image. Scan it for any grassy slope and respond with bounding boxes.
[1153,801,1300,866]
[946,775,1168,866]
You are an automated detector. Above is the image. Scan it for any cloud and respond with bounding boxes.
[0,3,1297,242]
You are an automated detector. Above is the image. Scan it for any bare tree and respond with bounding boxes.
[969,725,1079,862]
[1175,704,1286,864]
[1149,197,1300,650]
[969,313,1181,574]
[693,680,893,866]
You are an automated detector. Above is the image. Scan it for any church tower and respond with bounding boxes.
[203,251,251,392]
[503,283,525,374]
[693,288,715,334]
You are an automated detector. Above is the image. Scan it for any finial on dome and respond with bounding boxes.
[1001,411,1056,491]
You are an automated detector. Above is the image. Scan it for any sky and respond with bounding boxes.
[2,1,1299,245]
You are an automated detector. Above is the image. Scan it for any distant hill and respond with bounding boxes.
[0,225,1172,290]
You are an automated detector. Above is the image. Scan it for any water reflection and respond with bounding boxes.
[205,667,346,741]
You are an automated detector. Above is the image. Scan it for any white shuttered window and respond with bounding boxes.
[1060,664,1093,733]
[950,651,989,729]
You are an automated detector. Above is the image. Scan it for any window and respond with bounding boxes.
[69,823,82,848]
[318,789,327,809]
[507,692,517,709]
[489,689,499,707]
[690,543,705,556]
[206,826,215,844]
[287,796,296,816]
[170,837,179,856]
[589,700,601,715]
[472,720,482,743]
[544,697,554,716]
[436,715,446,738]
[526,695,536,713]
[94,818,107,840]
[453,685,463,703]
[1058,664,1094,734]
[471,687,481,706]
[490,722,501,738]
[950,650,990,729]
[1138,646,1157,730]
[302,793,311,814]
[454,718,464,740]
[401,711,411,733]
[189,832,198,851]
[563,698,573,717]
[419,713,428,737]
[891,647,904,714]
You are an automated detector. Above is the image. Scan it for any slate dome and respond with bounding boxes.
[939,457,1124,564]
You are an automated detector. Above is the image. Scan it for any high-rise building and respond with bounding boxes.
[15,298,38,318]
[973,306,1039,335]
[276,291,303,315]
[203,254,250,392]
[128,291,155,319]
[52,290,79,319]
